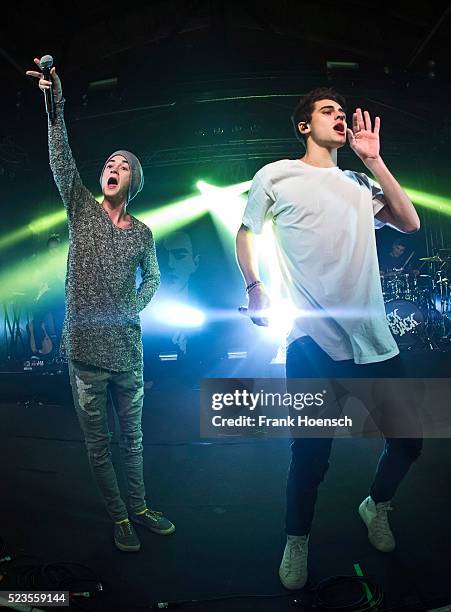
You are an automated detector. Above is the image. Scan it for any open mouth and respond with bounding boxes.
[334,123,345,134]
[107,176,118,187]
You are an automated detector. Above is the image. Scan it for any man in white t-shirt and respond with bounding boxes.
[235,88,422,590]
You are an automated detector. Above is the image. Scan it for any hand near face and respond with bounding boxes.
[347,108,380,163]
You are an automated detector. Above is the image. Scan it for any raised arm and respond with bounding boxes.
[26,57,92,217]
[366,158,420,233]
[136,229,161,312]
[236,224,270,326]
[347,108,420,233]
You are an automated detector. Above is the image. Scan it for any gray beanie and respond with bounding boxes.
[100,149,144,203]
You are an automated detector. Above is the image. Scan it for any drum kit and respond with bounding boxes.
[381,249,451,350]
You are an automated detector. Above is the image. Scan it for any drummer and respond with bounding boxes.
[379,238,417,275]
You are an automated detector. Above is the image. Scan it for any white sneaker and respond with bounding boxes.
[279,534,309,589]
[359,496,395,552]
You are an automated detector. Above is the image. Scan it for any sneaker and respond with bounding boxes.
[131,508,175,535]
[279,535,309,590]
[114,520,141,552]
[359,496,395,552]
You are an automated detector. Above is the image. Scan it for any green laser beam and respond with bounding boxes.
[404,188,451,216]
[1,180,449,253]
[2,179,449,306]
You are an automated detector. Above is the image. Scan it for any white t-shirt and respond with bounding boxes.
[242,159,399,364]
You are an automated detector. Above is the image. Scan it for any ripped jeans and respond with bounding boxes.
[68,359,147,522]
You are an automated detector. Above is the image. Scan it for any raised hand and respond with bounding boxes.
[26,57,62,102]
[347,108,380,163]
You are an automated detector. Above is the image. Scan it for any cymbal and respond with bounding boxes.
[419,256,443,261]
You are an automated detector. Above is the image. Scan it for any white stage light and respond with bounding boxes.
[153,301,206,328]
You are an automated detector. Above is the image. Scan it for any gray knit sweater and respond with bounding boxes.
[48,100,160,371]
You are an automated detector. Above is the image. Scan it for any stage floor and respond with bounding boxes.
[0,355,450,611]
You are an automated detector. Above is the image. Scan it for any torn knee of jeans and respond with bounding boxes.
[121,435,143,453]
[132,387,144,403]
[75,375,100,416]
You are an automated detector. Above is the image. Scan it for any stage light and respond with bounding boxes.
[0,196,105,252]
[197,180,252,237]
[261,299,297,341]
[0,184,212,300]
[3,177,450,255]
[363,181,451,217]
[4,178,449,321]
[120,180,250,239]
[0,210,67,250]
[139,194,209,239]
[227,351,247,359]
[200,182,294,343]
[150,301,206,328]
[404,188,451,216]
[27,210,67,234]
[0,244,67,302]
[159,353,178,362]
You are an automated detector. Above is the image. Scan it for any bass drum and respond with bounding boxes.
[385,300,424,349]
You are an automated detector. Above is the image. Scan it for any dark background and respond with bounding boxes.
[1,0,450,263]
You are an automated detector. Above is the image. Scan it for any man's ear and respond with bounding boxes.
[298,121,310,136]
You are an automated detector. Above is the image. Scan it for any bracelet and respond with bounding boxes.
[246,280,262,293]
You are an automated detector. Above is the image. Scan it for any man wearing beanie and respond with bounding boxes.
[26,58,175,552]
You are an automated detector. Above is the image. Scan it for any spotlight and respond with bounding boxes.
[260,300,297,342]
[159,353,178,362]
[152,301,206,328]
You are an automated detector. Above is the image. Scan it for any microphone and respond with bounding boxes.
[39,54,55,123]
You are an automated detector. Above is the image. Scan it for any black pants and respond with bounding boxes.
[285,337,423,536]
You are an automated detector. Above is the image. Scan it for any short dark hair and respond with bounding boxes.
[291,87,347,143]
[392,238,407,248]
